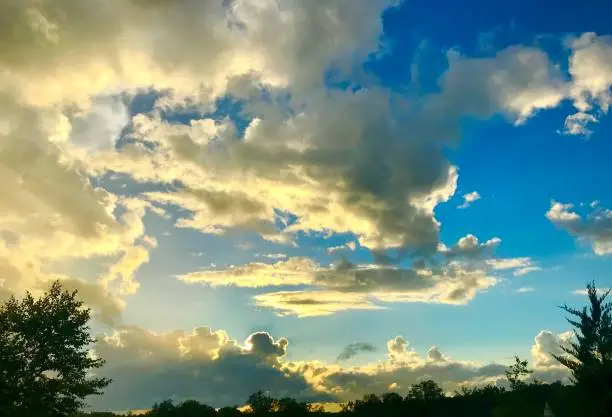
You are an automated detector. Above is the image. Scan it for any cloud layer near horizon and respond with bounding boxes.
[88,324,571,410]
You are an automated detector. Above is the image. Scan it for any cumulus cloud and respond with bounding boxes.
[421,45,567,131]
[530,330,574,368]
[298,332,571,401]
[337,343,377,362]
[441,234,501,259]
[90,325,332,411]
[566,33,612,113]
[458,191,481,209]
[546,201,612,255]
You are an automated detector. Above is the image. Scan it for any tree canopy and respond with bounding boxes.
[0,281,110,417]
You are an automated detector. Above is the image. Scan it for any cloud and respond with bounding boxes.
[252,291,383,318]
[530,330,574,368]
[515,287,536,293]
[178,258,316,288]
[1,0,397,106]
[422,45,567,130]
[181,254,498,316]
[0,248,124,326]
[486,257,533,270]
[337,343,377,362]
[458,191,481,209]
[427,346,447,362]
[560,111,599,136]
[572,287,611,295]
[327,241,358,254]
[68,95,130,152]
[546,201,612,255]
[567,33,612,111]
[90,325,333,411]
[258,253,289,260]
[440,234,501,259]
[513,267,542,277]
[115,87,460,253]
[300,332,571,401]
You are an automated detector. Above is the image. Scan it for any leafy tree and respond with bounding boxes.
[381,392,403,405]
[505,356,534,390]
[406,379,445,402]
[217,406,242,417]
[247,390,275,414]
[274,397,310,414]
[176,399,217,416]
[150,399,176,416]
[0,281,110,417]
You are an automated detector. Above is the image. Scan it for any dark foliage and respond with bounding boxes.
[0,281,110,417]
[552,282,612,416]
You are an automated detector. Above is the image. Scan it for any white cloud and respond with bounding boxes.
[560,111,598,136]
[546,200,612,255]
[567,33,612,113]
[530,330,574,368]
[458,191,481,209]
[515,287,536,293]
[441,234,501,259]
[486,257,533,270]
[327,241,358,254]
[572,287,611,295]
[513,267,542,277]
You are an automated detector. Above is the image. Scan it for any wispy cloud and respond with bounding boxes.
[458,191,482,209]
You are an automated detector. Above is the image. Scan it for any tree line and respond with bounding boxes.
[1,281,611,416]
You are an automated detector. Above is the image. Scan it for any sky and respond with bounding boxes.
[1,0,612,412]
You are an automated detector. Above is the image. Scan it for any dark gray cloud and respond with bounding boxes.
[337,343,377,362]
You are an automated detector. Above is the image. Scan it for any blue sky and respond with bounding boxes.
[3,0,612,411]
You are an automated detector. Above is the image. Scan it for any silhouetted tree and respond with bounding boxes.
[217,406,242,417]
[247,391,275,414]
[553,281,612,416]
[406,379,445,402]
[274,397,310,414]
[150,399,176,416]
[0,281,110,417]
[505,356,534,390]
[176,399,217,416]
